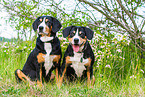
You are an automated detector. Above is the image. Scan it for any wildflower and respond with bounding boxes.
[116,49,122,52]
[98,59,101,62]
[107,56,109,58]
[140,69,144,73]
[130,75,136,79]
[100,45,105,48]
[2,45,8,48]
[24,46,27,49]
[96,65,99,68]
[98,50,102,54]
[105,65,111,69]
[3,42,8,45]
[120,56,125,60]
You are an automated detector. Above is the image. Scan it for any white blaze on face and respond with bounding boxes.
[71,28,84,52]
[37,17,46,33]
[72,29,80,44]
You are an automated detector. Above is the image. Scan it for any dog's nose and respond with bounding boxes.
[39,26,44,31]
[74,38,79,44]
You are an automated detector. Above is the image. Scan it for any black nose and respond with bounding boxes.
[74,38,79,44]
[39,26,44,31]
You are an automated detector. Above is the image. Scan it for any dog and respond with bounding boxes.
[15,16,62,86]
[59,26,95,87]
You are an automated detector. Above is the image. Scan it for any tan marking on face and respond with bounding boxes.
[45,26,52,37]
[66,56,72,64]
[84,58,92,67]
[68,37,73,43]
[79,31,82,34]
[73,31,76,34]
[52,55,61,63]
[39,19,42,22]
[37,53,46,63]
[45,19,48,22]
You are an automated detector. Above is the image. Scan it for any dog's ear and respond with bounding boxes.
[51,17,62,33]
[63,26,73,38]
[83,27,94,40]
[32,17,40,32]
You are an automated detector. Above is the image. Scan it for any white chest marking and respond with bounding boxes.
[70,52,89,77]
[40,36,54,42]
[72,29,80,44]
[43,42,55,75]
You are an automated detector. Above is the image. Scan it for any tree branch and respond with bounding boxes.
[116,0,138,32]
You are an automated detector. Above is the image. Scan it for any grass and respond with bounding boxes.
[0,40,145,96]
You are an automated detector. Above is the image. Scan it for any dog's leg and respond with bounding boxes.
[37,53,46,86]
[37,63,43,87]
[84,58,92,87]
[58,65,67,88]
[52,55,61,84]
[58,56,72,88]
[87,67,91,87]
[55,67,59,83]
[92,75,95,86]
[15,69,31,83]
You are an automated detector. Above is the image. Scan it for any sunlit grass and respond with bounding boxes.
[0,38,145,96]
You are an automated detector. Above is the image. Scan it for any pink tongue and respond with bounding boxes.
[72,45,80,52]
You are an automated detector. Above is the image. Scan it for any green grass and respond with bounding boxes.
[0,40,145,96]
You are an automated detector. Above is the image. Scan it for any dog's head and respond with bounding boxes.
[32,16,62,37]
[63,26,94,52]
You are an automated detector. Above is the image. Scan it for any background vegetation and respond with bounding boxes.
[0,0,145,96]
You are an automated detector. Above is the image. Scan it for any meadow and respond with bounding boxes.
[0,33,145,96]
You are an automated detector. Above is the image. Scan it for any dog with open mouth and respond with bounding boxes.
[59,26,95,87]
[15,16,62,86]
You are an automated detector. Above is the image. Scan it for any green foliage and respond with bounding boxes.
[0,0,145,96]
[0,32,145,96]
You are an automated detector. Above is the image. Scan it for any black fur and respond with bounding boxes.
[61,26,94,81]
[15,16,62,83]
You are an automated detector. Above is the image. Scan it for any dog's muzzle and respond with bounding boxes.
[38,26,49,35]
[39,26,44,32]
[74,38,79,44]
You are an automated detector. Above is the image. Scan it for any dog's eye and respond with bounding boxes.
[45,19,48,22]
[70,32,75,37]
[46,21,51,24]
[79,32,84,35]
[79,33,85,38]
[39,19,42,22]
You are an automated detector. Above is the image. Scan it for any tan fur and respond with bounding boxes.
[66,56,72,64]
[37,53,45,63]
[52,55,61,63]
[84,58,92,67]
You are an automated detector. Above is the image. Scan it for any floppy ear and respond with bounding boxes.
[32,17,40,32]
[83,27,94,40]
[51,17,62,33]
[63,26,73,38]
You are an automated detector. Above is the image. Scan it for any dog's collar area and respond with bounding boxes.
[40,36,56,43]
[45,40,53,43]
[44,36,56,43]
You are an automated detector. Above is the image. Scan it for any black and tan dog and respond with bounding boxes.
[15,16,62,86]
[59,26,95,87]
